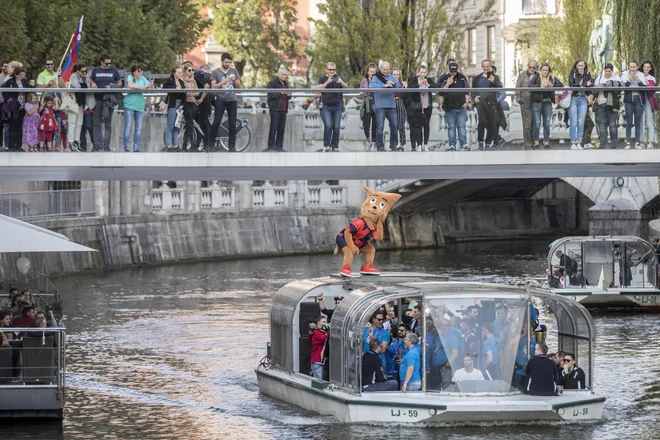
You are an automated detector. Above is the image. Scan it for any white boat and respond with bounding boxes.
[547,236,660,312]
[0,214,95,419]
[256,274,605,423]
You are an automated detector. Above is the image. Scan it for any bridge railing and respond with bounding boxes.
[1,86,657,153]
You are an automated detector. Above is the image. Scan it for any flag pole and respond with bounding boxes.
[58,15,84,72]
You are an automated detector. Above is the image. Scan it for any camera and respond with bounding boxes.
[331,75,339,82]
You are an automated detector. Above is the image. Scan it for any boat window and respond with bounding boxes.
[549,241,583,289]
[424,296,530,393]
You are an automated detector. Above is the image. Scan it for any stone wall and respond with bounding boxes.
[0,208,440,281]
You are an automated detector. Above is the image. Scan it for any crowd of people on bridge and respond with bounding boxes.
[1,53,658,153]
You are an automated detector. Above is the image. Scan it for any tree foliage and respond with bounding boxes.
[536,0,604,82]
[612,0,660,65]
[0,0,211,76]
[211,0,301,87]
[311,0,496,86]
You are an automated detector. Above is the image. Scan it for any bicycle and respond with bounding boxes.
[209,110,252,152]
[167,110,252,152]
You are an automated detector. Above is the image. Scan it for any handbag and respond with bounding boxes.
[60,82,78,112]
[558,90,572,109]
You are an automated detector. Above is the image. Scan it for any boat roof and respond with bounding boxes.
[0,214,96,253]
[548,235,652,249]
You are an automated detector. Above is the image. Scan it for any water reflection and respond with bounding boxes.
[4,240,660,439]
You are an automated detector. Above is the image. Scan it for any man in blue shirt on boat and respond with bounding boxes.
[400,333,422,392]
[363,311,390,368]
[481,323,500,380]
[429,319,460,390]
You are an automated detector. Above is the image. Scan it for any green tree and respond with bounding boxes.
[211,0,301,87]
[536,0,604,82]
[311,0,496,86]
[612,0,660,65]
[0,0,210,76]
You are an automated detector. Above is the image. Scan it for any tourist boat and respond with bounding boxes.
[547,236,660,312]
[0,214,95,419]
[255,273,605,423]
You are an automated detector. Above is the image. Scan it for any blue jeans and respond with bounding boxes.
[445,108,467,147]
[568,95,588,142]
[123,108,145,151]
[321,104,342,150]
[596,104,618,148]
[643,100,656,143]
[625,99,644,142]
[406,381,421,391]
[165,103,180,147]
[532,102,553,142]
[375,107,398,151]
[311,362,324,380]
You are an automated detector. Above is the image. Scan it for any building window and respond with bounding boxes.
[468,28,477,66]
[487,26,496,63]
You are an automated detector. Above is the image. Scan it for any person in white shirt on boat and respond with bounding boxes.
[451,354,485,383]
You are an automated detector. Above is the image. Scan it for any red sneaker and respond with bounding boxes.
[360,264,380,275]
[339,265,352,278]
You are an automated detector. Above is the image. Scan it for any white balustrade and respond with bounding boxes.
[252,183,289,208]
[201,182,235,210]
[306,184,347,207]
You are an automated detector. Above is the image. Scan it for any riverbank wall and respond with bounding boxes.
[0,200,581,282]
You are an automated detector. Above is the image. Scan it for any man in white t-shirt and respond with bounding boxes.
[451,354,485,382]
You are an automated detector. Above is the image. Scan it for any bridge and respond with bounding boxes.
[1,150,660,181]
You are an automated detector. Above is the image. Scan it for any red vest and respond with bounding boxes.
[339,218,375,249]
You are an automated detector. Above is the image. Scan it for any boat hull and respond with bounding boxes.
[552,289,660,313]
[256,369,604,423]
[0,386,63,419]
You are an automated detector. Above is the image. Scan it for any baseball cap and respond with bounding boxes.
[449,62,458,73]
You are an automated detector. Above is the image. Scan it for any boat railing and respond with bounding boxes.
[0,327,66,397]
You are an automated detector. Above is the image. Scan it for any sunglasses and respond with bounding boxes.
[373,318,383,322]
[45,63,54,66]
[80,70,87,74]
[104,62,112,66]
[327,68,336,71]
[563,359,572,362]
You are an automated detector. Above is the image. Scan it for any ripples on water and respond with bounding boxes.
[5,240,660,439]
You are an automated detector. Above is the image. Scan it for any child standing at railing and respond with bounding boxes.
[22,93,40,152]
[38,95,59,152]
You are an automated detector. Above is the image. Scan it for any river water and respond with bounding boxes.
[6,239,660,439]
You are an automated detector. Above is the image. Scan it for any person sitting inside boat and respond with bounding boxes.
[428,319,460,390]
[481,323,500,380]
[524,342,557,396]
[12,305,36,328]
[400,333,422,392]
[569,271,588,287]
[363,311,391,369]
[362,339,398,392]
[451,354,485,384]
[460,319,480,361]
[557,353,586,391]
[309,315,329,380]
[548,351,566,384]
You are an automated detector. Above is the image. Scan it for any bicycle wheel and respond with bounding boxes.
[218,121,251,152]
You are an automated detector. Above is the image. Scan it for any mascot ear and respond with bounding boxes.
[382,192,402,208]
[363,186,376,198]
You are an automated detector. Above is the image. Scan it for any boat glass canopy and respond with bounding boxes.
[268,277,597,395]
[548,236,657,290]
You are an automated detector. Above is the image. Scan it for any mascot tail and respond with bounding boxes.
[333,246,340,255]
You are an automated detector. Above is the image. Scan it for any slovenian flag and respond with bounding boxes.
[61,16,84,82]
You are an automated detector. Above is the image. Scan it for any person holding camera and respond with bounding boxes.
[210,53,242,152]
[317,62,347,152]
[438,60,470,151]
[369,60,402,152]
[471,59,502,150]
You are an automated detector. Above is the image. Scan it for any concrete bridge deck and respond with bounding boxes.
[1,150,659,181]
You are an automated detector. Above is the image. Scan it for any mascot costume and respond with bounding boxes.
[334,186,402,277]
